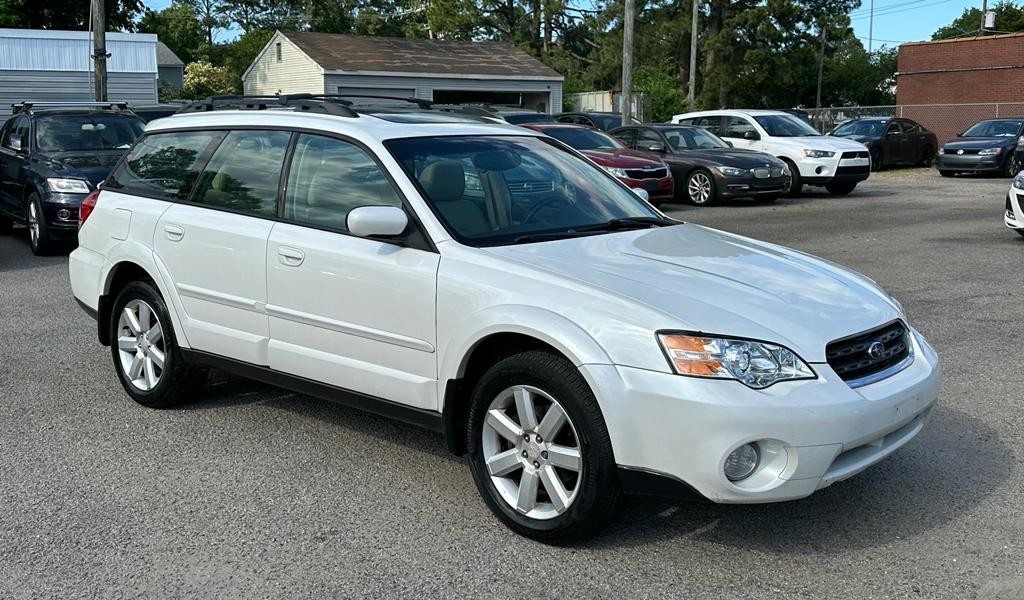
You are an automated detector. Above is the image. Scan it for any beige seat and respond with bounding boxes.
[419,160,489,235]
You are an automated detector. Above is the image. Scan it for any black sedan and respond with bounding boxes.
[830,117,938,171]
[0,104,144,254]
[556,112,640,131]
[609,124,790,206]
[936,118,1024,178]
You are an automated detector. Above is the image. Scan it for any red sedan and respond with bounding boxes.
[523,123,674,205]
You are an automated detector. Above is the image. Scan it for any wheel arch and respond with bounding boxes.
[98,252,186,349]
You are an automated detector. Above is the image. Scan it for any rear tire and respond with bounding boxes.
[110,280,207,408]
[939,169,955,177]
[1007,154,1022,177]
[466,351,622,543]
[870,148,883,171]
[26,193,54,256]
[919,145,934,167]
[825,182,857,195]
[781,159,802,196]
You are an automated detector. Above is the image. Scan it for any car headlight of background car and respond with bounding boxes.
[802,149,835,158]
[46,178,91,194]
[979,148,1003,156]
[715,166,749,177]
[604,167,628,178]
[937,147,945,155]
[658,333,815,389]
[1013,171,1024,190]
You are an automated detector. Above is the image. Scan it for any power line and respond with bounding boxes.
[849,0,955,21]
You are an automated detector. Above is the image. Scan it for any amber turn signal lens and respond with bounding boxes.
[659,334,722,376]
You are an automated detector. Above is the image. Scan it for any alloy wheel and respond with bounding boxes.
[116,299,166,391]
[687,172,713,204]
[27,201,39,248]
[1009,157,1022,177]
[481,385,582,520]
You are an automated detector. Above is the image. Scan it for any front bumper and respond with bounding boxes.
[584,327,941,503]
[618,174,674,203]
[796,153,870,186]
[935,153,1004,172]
[1006,189,1024,230]
[42,191,86,239]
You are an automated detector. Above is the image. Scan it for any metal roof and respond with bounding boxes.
[155,41,184,67]
[0,28,157,73]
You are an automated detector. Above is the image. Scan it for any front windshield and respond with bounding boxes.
[542,127,622,150]
[35,114,144,153]
[753,114,821,137]
[661,127,729,150]
[832,120,887,137]
[503,113,556,125]
[961,119,1023,137]
[386,135,662,246]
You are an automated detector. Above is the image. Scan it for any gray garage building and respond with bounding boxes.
[243,31,563,113]
[156,41,184,90]
[0,28,159,115]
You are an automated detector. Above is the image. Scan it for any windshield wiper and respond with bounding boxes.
[571,216,677,233]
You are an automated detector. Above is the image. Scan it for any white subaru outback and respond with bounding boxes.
[69,96,941,542]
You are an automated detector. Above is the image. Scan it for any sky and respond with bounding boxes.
[141,0,982,48]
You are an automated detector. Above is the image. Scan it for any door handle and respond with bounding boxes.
[163,224,184,242]
[277,246,305,266]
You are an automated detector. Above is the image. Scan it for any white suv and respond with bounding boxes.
[672,109,871,195]
[70,96,940,542]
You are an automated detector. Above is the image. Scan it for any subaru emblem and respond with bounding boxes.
[867,341,885,359]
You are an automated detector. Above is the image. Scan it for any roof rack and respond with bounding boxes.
[179,94,359,117]
[12,101,130,115]
[327,94,434,109]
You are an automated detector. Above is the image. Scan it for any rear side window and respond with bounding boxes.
[106,130,223,200]
[283,133,402,232]
[191,130,291,218]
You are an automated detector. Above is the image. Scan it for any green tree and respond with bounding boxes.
[222,28,274,82]
[138,3,208,65]
[0,0,141,30]
[933,1,1024,39]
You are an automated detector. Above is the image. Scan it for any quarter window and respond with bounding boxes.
[283,133,402,232]
[106,130,223,200]
[191,130,290,218]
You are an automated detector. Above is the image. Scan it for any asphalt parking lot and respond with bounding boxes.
[1,169,1022,599]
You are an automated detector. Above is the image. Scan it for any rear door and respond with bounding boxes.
[265,133,439,410]
[153,129,291,365]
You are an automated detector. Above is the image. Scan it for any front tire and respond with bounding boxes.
[466,351,621,542]
[1007,154,1022,178]
[781,159,802,196]
[110,280,207,408]
[870,148,883,171]
[685,169,717,206]
[825,182,857,195]
[26,193,54,256]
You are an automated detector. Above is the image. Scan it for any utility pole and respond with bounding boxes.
[688,0,698,109]
[815,21,826,111]
[868,0,874,52]
[980,0,988,34]
[91,0,108,101]
[621,0,635,126]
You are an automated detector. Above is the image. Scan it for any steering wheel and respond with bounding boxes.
[522,193,573,224]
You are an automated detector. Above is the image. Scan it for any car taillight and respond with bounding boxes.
[79,189,99,228]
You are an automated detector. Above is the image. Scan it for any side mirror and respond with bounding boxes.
[347,206,409,238]
[639,141,666,153]
[7,134,24,152]
[743,130,760,141]
[632,187,650,202]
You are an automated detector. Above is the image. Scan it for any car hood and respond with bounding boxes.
[671,148,786,168]
[941,137,1017,150]
[485,225,901,361]
[37,150,127,186]
[832,133,878,145]
[580,148,665,168]
[772,135,867,152]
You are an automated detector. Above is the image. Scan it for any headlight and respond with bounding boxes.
[604,167,628,178]
[802,149,835,158]
[979,148,1002,156]
[47,178,91,194]
[715,166,748,177]
[937,147,945,154]
[658,333,816,389]
[1013,172,1024,190]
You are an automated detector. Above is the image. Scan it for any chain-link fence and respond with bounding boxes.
[806,103,1024,144]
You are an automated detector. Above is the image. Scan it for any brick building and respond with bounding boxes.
[895,33,1024,143]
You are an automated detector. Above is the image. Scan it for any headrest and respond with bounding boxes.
[419,160,465,203]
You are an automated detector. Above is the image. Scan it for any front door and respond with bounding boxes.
[0,116,29,217]
[153,129,291,365]
[722,116,762,151]
[882,121,905,164]
[265,133,439,410]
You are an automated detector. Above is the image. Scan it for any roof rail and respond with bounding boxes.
[179,94,358,117]
[325,94,434,109]
[11,101,130,115]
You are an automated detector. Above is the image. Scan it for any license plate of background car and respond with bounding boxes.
[643,180,659,191]
[839,158,869,167]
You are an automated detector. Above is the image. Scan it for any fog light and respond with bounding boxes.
[57,209,72,221]
[724,443,759,481]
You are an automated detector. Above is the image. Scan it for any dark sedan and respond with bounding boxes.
[0,105,144,254]
[556,112,640,131]
[936,118,1024,178]
[610,124,790,206]
[830,117,938,171]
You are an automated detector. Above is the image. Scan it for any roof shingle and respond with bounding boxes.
[155,41,184,67]
[282,31,562,79]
